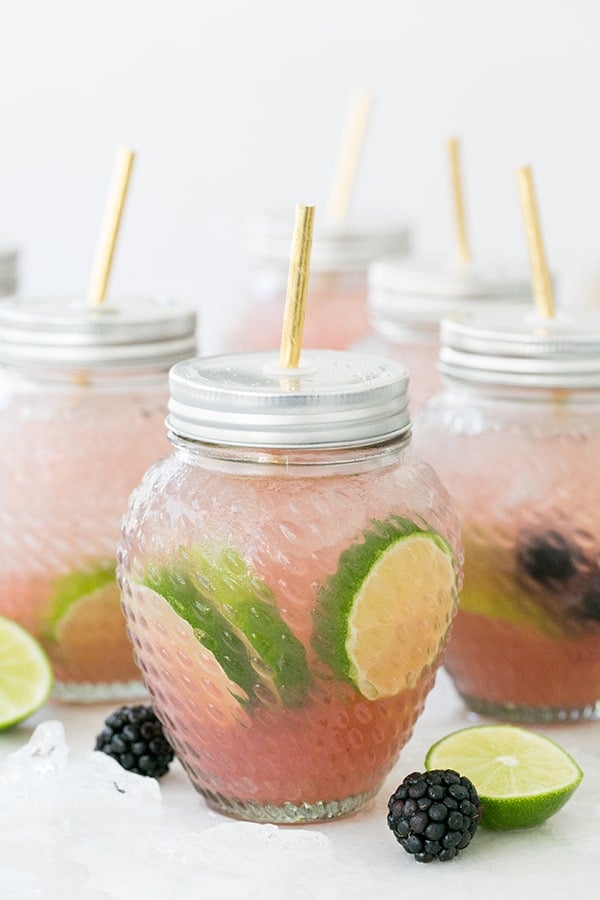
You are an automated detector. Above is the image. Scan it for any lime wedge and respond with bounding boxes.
[425,724,583,830]
[145,548,311,707]
[0,615,53,729]
[43,563,116,639]
[312,516,458,699]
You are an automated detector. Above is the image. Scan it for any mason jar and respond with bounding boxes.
[220,216,411,352]
[118,349,461,823]
[412,305,600,723]
[353,258,531,413]
[0,297,197,701]
[0,243,18,297]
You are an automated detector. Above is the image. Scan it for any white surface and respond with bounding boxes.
[1,669,598,899]
[1,2,600,351]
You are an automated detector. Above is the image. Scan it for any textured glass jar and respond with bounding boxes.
[353,258,531,413]
[118,349,461,823]
[413,305,600,723]
[0,297,197,701]
[0,242,18,297]
[221,216,411,352]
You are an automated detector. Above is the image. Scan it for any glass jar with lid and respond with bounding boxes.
[353,258,531,412]
[0,297,197,701]
[412,305,600,722]
[118,349,460,823]
[220,215,411,352]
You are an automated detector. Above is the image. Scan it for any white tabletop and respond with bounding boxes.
[1,669,598,899]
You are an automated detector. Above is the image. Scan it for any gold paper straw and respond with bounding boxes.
[448,136,470,265]
[517,166,555,319]
[326,91,373,224]
[87,148,136,307]
[279,205,315,369]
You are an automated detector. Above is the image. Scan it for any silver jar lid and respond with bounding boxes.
[168,349,411,448]
[0,297,197,369]
[440,305,600,389]
[249,214,411,274]
[368,257,532,337]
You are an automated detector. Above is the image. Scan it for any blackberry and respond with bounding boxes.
[516,531,577,587]
[387,769,482,863]
[95,705,174,778]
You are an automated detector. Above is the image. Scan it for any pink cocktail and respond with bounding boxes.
[119,350,461,822]
[0,297,197,701]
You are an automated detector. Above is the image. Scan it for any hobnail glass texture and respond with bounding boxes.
[118,444,460,823]
[414,392,600,722]
[0,379,170,701]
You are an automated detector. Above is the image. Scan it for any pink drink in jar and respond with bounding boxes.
[0,297,197,701]
[118,349,461,822]
[413,305,600,722]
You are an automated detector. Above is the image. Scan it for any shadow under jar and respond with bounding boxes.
[118,349,461,823]
[413,304,600,723]
[0,297,197,702]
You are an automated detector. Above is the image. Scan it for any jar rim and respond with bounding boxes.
[439,305,600,388]
[0,296,198,369]
[168,349,411,448]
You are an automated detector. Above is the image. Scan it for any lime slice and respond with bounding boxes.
[188,547,311,707]
[425,724,583,830]
[312,516,457,699]
[0,615,53,729]
[43,563,117,639]
[145,548,311,707]
[51,581,136,679]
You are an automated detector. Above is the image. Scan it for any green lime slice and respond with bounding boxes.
[0,615,53,729]
[312,515,458,700]
[145,548,311,707]
[43,563,117,640]
[188,547,311,707]
[425,724,583,830]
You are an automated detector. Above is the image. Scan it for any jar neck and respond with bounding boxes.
[167,431,411,475]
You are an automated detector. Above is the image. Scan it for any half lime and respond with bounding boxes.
[425,724,583,829]
[0,615,53,729]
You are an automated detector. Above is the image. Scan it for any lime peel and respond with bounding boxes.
[313,515,458,700]
[145,546,311,708]
[425,724,583,830]
[0,615,53,729]
[43,563,117,639]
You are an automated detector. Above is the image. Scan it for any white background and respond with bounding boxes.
[1,0,599,349]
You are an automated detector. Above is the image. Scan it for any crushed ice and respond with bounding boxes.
[0,722,334,899]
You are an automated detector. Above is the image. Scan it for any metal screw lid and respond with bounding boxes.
[0,296,197,370]
[368,257,532,337]
[439,305,600,389]
[168,349,411,449]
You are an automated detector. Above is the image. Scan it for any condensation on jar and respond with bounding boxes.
[220,215,411,352]
[0,296,197,702]
[118,349,461,824]
[412,304,600,723]
[352,258,532,414]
